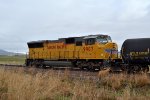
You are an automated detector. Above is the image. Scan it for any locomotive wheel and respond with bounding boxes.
[87,62,96,72]
[42,65,47,69]
[27,61,33,67]
[37,64,49,69]
[77,63,85,70]
[87,67,95,72]
[80,67,85,70]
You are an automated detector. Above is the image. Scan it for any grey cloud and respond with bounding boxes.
[0,0,150,52]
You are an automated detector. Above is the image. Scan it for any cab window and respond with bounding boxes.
[96,36,112,44]
[85,38,95,45]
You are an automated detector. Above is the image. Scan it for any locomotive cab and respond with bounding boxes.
[83,35,118,59]
[96,35,118,60]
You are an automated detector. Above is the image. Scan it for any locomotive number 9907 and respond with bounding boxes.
[83,46,93,52]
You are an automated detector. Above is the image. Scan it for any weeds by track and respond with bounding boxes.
[0,63,149,81]
[1,64,150,99]
[0,64,100,81]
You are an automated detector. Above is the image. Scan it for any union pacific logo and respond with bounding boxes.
[105,49,118,54]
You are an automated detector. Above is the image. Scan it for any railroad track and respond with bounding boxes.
[0,63,100,80]
[0,63,149,80]
[0,64,24,67]
[0,64,99,72]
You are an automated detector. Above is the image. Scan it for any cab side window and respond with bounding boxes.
[85,38,95,45]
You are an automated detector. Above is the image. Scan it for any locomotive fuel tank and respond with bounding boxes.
[121,38,150,64]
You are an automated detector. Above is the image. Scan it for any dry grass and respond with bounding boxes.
[0,67,150,100]
[98,68,110,78]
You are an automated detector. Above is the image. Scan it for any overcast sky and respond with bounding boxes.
[0,0,150,53]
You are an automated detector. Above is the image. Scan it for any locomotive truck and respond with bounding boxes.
[25,34,119,70]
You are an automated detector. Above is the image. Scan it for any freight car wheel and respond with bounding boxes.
[128,65,141,73]
[142,66,149,73]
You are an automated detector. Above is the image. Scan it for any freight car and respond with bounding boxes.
[25,34,119,70]
[120,38,150,73]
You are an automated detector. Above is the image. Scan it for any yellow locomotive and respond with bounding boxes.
[26,34,119,70]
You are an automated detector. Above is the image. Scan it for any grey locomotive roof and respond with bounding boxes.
[27,34,109,44]
[28,39,64,44]
[27,40,47,44]
[83,36,98,39]
[83,34,109,39]
[59,34,107,39]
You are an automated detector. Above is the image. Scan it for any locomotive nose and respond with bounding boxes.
[105,42,118,50]
[112,43,117,49]
[104,42,118,59]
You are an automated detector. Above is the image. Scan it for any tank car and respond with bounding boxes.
[25,34,119,70]
[121,38,150,72]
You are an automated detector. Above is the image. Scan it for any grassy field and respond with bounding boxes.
[0,55,150,99]
[0,55,26,65]
[0,67,149,100]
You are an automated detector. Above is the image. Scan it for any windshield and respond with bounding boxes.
[96,36,112,44]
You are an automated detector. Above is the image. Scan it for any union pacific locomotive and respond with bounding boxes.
[25,34,119,70]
